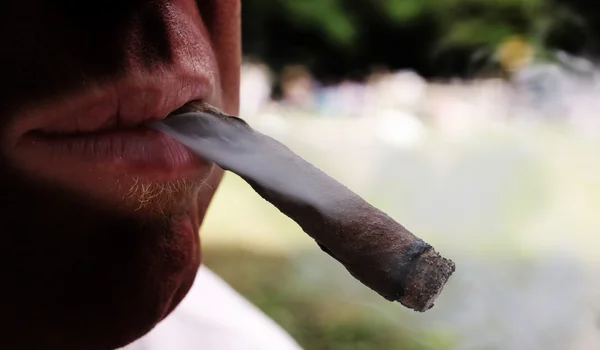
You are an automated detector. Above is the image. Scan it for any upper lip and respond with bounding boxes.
[11,72,212,142]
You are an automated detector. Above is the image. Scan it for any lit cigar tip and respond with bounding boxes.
[399,249,456,312]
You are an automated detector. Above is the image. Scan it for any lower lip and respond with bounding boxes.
[16,127,208,179]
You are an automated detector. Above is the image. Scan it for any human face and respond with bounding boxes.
[0,1,240,349]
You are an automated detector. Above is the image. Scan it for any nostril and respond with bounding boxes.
[57,0,138,13]
[195,0,217,35]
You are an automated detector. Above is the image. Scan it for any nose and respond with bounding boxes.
[0,0,240,124]
[59,0,219,67]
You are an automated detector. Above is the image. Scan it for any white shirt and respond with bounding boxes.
[121,266,303,350]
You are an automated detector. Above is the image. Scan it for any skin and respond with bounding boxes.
[0,1,240,349]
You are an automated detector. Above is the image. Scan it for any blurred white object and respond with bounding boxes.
[255,112,290,137]
[365,70,427,114]
[375,109,426,148]
[240,62,273,117]
[121,266,302,350]
[388,70,428,109]
[426,84,482,139]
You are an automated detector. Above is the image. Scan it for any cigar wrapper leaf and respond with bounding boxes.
[151,106,456,312]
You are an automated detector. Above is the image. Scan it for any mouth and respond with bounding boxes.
[17,99,210,176]
[8,79,219,205]
[23,122,198,173]
[20,102,203,173]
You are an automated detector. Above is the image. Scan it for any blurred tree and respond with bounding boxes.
[548,0,599,56]
[241,0,588,80]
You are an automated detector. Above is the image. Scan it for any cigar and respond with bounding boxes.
[151,102,455,312]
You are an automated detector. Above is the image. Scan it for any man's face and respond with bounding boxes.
[0,1,240,349]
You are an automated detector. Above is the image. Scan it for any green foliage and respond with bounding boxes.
[281,0,357,46]
[242,0,586,78]
[381,0,553,49]
[383,0,428,22]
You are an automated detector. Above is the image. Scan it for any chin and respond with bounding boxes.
[0,95,228,348]
[0,102,224,349]
[0,159,221,350]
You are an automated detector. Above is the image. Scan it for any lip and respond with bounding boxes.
[8,72,218,186]
[11,73,212,142]
[20,127,203,175]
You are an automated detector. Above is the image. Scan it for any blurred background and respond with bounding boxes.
[202,1,600,349]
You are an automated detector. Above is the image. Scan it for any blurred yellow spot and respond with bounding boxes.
[497,36,534,72]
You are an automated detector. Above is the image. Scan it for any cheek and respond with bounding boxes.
[209,0,242,115]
